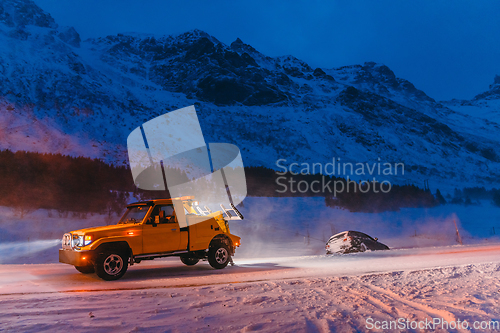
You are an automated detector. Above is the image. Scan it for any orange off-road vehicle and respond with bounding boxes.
[59,196,242,280]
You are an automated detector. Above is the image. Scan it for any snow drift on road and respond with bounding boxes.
[1,244,500,332]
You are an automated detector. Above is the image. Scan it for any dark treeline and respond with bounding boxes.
[326,183,437,213]
[0,150,176,214]
[245,166,438,212]
[450,186,500,206]
[0,150,133,213]
[0,150,445,215]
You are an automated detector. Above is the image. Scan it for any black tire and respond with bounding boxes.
[180,256,199,266]
[75,265,95,274]
[208,243,230,269]
[94,251,128,281]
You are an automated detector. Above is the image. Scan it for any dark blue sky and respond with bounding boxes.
[35,0,500,101]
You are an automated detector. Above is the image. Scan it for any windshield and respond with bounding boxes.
[118,205,150,224]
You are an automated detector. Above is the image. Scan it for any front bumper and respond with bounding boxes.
[59,249,93,266]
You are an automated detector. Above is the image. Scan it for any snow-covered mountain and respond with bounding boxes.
[1,0,499,190]
[443,76,500,138]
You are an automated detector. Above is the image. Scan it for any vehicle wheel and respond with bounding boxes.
[75,265,95,274]
[180,256,199,266]
[208,243,230,269]
[94,251,128,281]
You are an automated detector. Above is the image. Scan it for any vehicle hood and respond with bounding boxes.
[70,224,138,235]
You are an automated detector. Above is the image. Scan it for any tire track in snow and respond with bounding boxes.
[364,284,468,333]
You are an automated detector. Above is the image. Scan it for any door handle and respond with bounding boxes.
[171,228,177,231]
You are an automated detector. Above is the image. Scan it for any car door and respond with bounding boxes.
[142,205,181,254]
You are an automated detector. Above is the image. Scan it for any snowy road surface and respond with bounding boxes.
[1,243,500,332]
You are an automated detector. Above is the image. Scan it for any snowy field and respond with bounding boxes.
[1,245,500,332]
[1,197,500,332]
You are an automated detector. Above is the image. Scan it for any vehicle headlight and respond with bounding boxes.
[71,234,93,248]
[72,234,82,247]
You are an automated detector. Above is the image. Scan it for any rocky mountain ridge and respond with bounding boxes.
[0,0,499,190]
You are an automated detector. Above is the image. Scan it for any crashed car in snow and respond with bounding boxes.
[325,231,389,254]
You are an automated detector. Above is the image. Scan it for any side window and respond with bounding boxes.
[147,205,160,224]
[151,205,176,224]
[162,205,176,223]
[349,231,373,240]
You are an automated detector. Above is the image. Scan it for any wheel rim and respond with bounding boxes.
[215,248,228,264]
[104,254,123,275]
